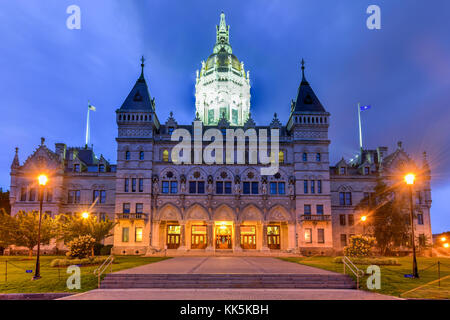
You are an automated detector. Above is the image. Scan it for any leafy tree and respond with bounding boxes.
[66,235,96,259]
[0,209,14,250]
[57,214,116,255]
[344,235,376,257]
[10,211,57,257]
[355,176,421,256]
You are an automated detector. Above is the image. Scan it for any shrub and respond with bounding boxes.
[50,256,109,267]
[344,235,376,257]
[100,245,113,256]
[333,256,399,265]
[66,235,96,259]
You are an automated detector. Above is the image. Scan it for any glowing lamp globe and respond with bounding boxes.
[404,173,415,185]
[38,174,48,186]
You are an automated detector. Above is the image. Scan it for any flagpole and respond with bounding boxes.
[358,102,363,151]
[85,102,90,147]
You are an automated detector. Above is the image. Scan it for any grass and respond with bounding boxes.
[281,256,450,299]
[0,255,169,294]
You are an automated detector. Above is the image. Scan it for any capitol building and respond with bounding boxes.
[9,13,432,256]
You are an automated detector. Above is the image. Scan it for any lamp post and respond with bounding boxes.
[360,215,367,235]
[33,174,48,280]
[405,173,419,278]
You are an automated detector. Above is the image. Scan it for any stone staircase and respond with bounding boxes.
[100,273,356,289]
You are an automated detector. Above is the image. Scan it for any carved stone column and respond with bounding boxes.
[234,222,242,252]
[178,221,187,251]
[261,222,270,252]
[206,221,214,251]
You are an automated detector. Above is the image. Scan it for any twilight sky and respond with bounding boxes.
[0,1,449,232]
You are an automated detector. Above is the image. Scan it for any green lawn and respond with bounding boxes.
[281,256,450,299]
[0,255,169,294]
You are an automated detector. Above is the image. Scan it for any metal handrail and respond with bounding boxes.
[93,255,114,288]
[343,256,365,289]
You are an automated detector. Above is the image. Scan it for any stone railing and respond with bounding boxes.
[300,214,331,222]
[116,213,148,220]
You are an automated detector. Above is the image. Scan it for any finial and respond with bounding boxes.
[397,141,402,149]
[41,137,45,146]
[140,55,145,78]
[301,58,305,79]
[274,112,278,118]
[170,111,173,117]
[15,147,18,154]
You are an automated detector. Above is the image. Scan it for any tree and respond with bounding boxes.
[0,209,14,252]
[355,176,420,256]
[57,214,116,255]
[10,211,57,257]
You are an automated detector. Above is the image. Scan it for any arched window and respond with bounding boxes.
[162,149,169,162]
[139,151,144,160]
[302,152,307,162]
[125,151,130,160]
[279,151,285,164]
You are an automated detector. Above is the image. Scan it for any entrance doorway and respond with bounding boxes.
[267,225,280,249]
[167,224,180,249]
[191,225,207,249]
[240,225,256,249]
[215,223,232,249]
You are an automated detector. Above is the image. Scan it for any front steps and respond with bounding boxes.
[100,273,356,289]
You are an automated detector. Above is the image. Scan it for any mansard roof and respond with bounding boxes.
[119,57,155,112]
[292,60,326,114]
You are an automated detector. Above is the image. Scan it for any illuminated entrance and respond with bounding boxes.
[240,225,256,249]
[191,225,207,249]
[267,225,280,249]
[215,222,232,249]
[167,224,180,249]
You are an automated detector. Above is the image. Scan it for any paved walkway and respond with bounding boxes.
[60,257,400,300]
[60,288,400,300]
[114,257,334,274]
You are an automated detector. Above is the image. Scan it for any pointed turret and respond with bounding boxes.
[287,59,329,133]
[214,12,231,54]
[119,56,155,111]
[11,147,20,169]
[292,59,326,113]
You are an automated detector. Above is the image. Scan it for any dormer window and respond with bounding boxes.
[125,151,130,160]
[302,153,307,162]
[364,167,370,175]
[339,167,346,175]
[99,164,105,172]
[168,127,174,135]
[74,164,80,172]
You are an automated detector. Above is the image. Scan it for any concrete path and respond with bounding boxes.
[114,257,334,274]
[60,288,400,300]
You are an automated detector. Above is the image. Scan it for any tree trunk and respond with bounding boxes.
[28,248,33,258]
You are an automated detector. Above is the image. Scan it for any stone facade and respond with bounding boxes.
[8,14,432,256]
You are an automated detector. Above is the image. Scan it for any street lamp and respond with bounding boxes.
[360,215,367,235]
[81,211,90,219]
[444,243,449,249]
[404,172,419,278]
[33,174,48,280]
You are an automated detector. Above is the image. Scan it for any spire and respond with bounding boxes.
[291,59,326,113]
[139,55,145,80]
[119,56,154,111]
[214,12,231,54]
[301,58,308,84]
[11,147,20,169]
[422,151,431,176]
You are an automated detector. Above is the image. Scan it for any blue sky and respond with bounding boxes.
[0,1,449,233]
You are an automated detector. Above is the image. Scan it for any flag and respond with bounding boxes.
[360,105,371,111]
[88,103,96,111]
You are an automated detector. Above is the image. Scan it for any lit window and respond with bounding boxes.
[305,228,312,243]
[163,149,169,162]
[122,227,129,242]
[135,227,143,242]
[279,151,284,164]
